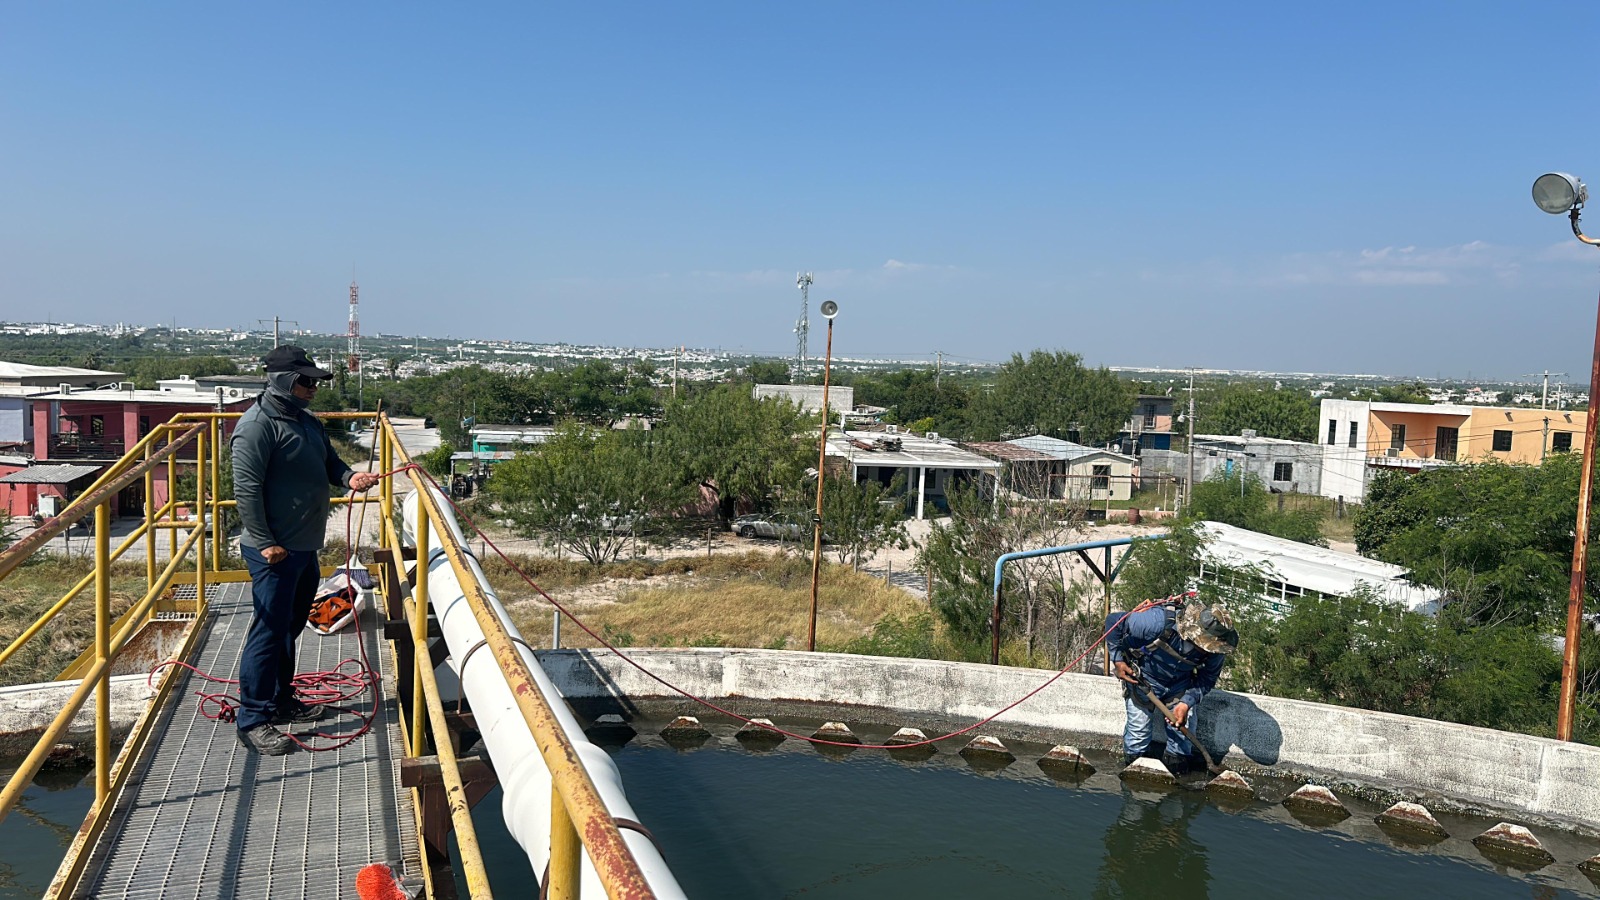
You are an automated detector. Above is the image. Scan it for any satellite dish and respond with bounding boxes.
[820,300,839,319]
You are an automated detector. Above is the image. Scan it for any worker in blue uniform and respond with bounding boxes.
[1104,597,1238,775]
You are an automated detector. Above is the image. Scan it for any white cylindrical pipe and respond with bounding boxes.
[403,488,685,899]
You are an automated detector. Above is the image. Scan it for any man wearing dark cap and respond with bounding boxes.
[1104,596,1238,775]
[231,346,381,754]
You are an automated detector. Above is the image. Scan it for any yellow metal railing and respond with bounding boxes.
[0,410,659,900]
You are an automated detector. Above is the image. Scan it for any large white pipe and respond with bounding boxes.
[403,488,686,899]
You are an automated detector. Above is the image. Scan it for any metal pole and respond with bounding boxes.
[143,444,155,593]
[210,417,221,572]
[1102,545,1112,675]
[807,317,835,652]
[1185,369,1196,509]
[94,500,110,802]
[412,514,430,756]
[196,426,207,618]
[1557,284,1600,741]
[548,786,582,900]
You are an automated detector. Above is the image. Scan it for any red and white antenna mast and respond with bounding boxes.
[347,281,360,373]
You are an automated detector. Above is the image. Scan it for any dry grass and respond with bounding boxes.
[503,552,923,651]
[0,558,145,686]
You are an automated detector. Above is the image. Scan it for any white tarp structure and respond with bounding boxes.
[1196,520,1442,617]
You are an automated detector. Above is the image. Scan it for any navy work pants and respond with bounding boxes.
[237,546,320,731]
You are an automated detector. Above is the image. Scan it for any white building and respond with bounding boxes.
[825,428,1001,519]
[1195,521,1442,617]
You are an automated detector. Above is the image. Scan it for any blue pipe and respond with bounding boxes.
[989,533,1169,665]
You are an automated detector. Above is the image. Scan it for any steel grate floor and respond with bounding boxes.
[75,581,418,899]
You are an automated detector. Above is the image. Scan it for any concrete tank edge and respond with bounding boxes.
[537,647,1600,834]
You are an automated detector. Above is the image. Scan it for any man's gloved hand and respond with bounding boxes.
[1113,661,1140,684]
[349,472,381,492]
[262,545,288,565]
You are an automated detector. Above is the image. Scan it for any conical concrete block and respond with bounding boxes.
[1205,769,1255,802]
[1282,784,1350,824]
[1037,745,1096,780]
[1119,757,1175,787]
[1472,823,1555,869]
[1375,801,1448,843]
[735,717,785,750]
[959,735,1015,771]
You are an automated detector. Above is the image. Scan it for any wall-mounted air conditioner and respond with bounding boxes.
[58,383,72,395]
[119,382,135,391]
[1385,448,1400,457]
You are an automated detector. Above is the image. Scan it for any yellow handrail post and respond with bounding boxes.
[196,426,207,616]
[93,500,111,804]
[166,437,177,561]
[380,418,393,550]
[548,789,582,900]
[411,513,429,757]
[413,612,495,898]
[210,418,221,573]
[143,443,155,595]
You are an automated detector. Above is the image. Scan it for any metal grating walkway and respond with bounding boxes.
[74,581,418,899]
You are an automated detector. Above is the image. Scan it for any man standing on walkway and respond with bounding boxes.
[232,346,380,755]
[1104,597,1237,775]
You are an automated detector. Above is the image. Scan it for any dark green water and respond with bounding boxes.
[0,765,95,900]
[466,727,1600,900]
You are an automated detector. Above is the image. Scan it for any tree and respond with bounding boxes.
[656,383,814,523]
[966,350,1131,444]
[918,481,1093,665]
[787,470,908,569]
[1197,381,1317,442]
[741,360,791,385]
[1353,457,1592,627]
[486,425,690,565]
[1188,471,1325,546]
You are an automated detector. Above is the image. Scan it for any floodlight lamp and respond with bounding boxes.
[820,300,839,319]
[1533,172,1587,214]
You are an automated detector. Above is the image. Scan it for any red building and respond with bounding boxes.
[2,379,256,518]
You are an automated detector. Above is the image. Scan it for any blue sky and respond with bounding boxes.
[4,3,1599,378]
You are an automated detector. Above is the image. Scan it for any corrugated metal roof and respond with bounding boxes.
[1197,520,1442,614]
[0,361,122,380]
[0,463,103,484]
[1006,435,1134,463]
[962,441,1054,462]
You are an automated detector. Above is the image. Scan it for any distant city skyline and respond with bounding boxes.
[4,4,1600,379]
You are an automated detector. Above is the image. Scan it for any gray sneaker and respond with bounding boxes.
[238,723,296,755]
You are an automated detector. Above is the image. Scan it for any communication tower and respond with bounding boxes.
[795,272,813,378]
[347,281,360,373]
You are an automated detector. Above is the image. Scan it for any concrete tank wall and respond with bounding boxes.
[537,647,1600,832]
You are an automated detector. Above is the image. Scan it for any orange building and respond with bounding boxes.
[1319,399,1587,501]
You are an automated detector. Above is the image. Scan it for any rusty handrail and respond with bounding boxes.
[398,443,658,898]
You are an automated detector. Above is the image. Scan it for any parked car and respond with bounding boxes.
[732,513,809,541]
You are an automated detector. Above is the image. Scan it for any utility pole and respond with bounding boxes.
[1185,368,1197,509]
[935,350,944,389]
[1524,371,1569,409]
[1544,416,1552,462]
[673,345,681,398]
[257,317,300,347]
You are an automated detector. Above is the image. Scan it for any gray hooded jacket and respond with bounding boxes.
[230,371,355,552]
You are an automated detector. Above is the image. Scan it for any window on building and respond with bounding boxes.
[90,415,104,436]
[1143,404,1157,428]
[1492,430,1513,452]
[1327,419,1337,445]
[1273,462,1293,482]
[1435,426,1458,462]
[1348,422,1358,448]
[1389,424,1406,451]
[138,416,151,437]
[1091,464,1111,491]
[1554,432,1574,453]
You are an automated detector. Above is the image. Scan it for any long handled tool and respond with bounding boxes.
[1134,682,1225,776]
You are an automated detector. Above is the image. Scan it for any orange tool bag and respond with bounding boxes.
[306,566,374,636]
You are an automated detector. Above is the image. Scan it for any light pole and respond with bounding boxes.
[1532,171,1600,741]
[807,300,839,652]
